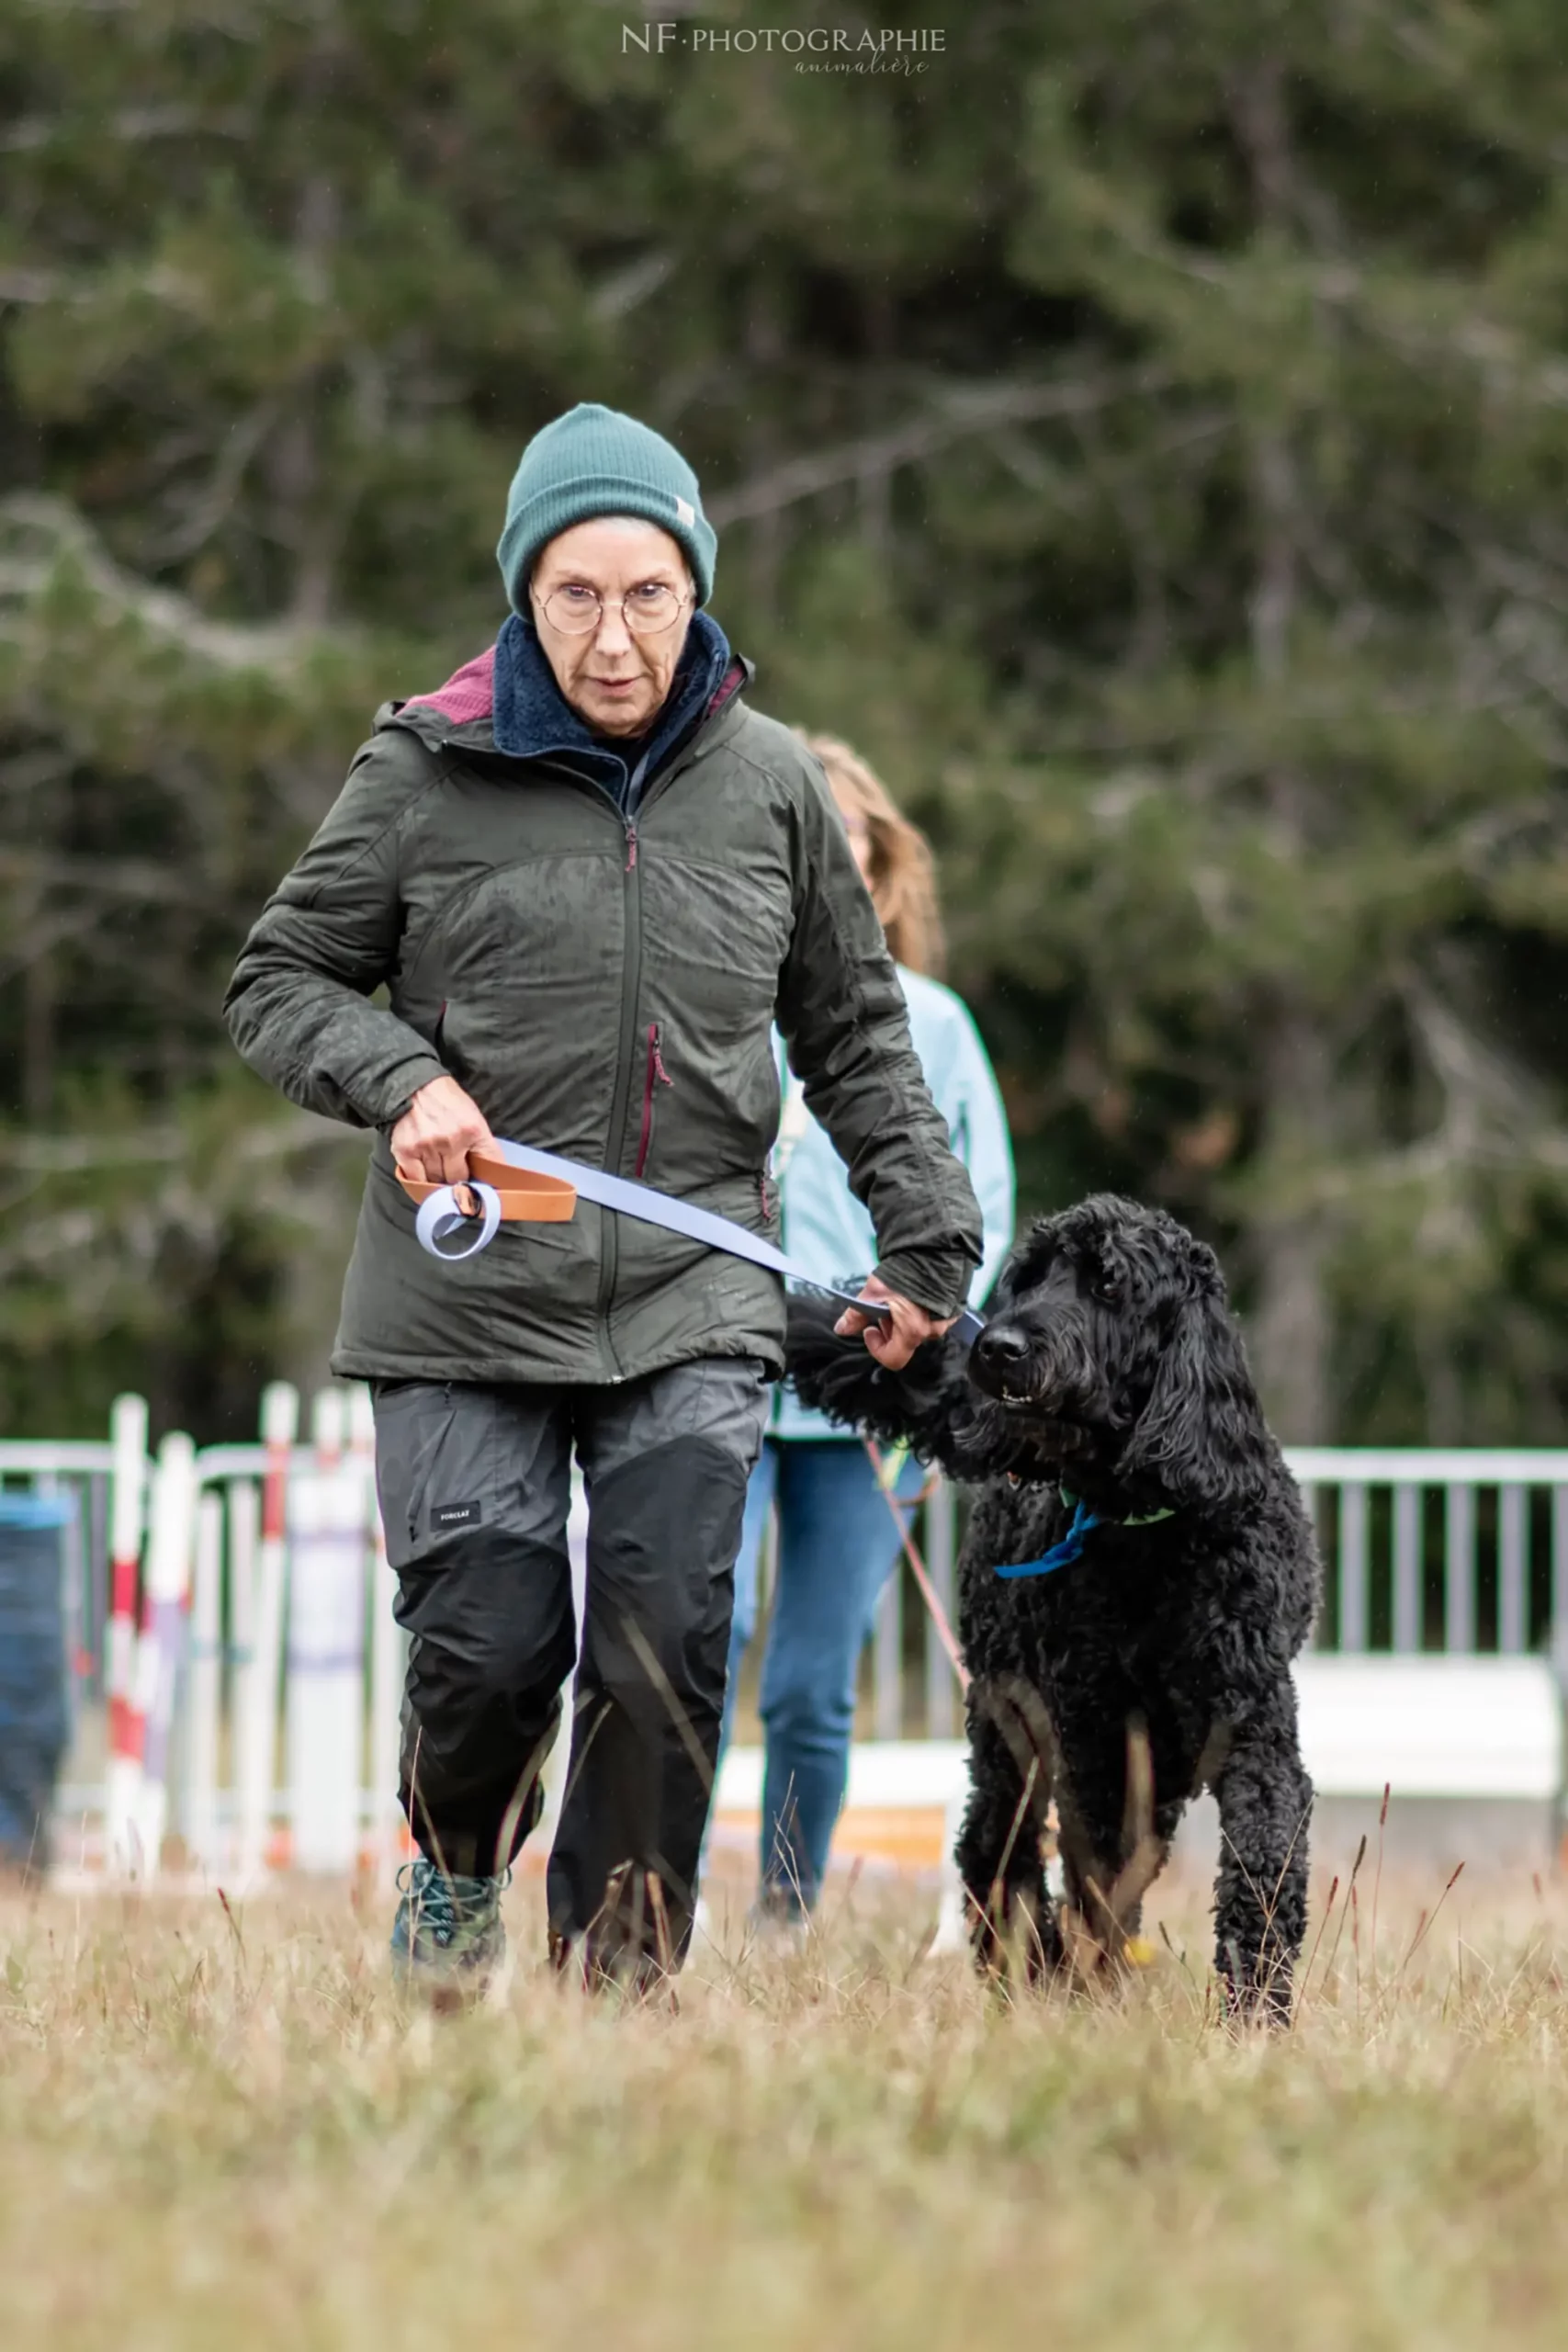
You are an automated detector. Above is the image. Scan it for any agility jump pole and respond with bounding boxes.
[233,1380,296,1880]
[104,1392,150,1875]
[133,1430,198,1878]
[182,1487,224,1875]
[287,1387,367,1873]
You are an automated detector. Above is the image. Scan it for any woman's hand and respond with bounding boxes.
[389,1075,495,1189]
[835,1273,956,1371]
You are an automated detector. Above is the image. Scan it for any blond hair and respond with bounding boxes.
[802,734,945,977]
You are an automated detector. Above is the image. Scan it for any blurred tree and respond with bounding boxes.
[2,0,1567,1444]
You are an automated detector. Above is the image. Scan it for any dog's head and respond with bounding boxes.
[970,1194,1269,1512]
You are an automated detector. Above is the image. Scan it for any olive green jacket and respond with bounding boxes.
[224,658,983,1385]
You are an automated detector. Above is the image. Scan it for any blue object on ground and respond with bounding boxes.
[0,1493,73,1873]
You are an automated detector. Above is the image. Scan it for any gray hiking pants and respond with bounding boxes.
[372,1357,767,1975]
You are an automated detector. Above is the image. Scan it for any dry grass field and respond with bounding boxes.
[3,1855,1567,2352]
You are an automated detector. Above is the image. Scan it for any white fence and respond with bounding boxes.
[862,1446,1568,1737]
[5,1408,1568,1881]
[1289,1448,1568,1665]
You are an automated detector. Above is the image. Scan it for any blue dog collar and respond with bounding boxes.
[994,1486,1176,1580]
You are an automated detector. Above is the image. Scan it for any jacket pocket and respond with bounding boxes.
[633,1021,673,1180]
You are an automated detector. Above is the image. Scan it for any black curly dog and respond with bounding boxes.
[787,1194,1320,2018]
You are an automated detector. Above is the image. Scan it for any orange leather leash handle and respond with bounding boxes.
[395,1148,577,1224]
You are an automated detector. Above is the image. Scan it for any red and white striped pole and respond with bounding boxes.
[105,1392,150,1875]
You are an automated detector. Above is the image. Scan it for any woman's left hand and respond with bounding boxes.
[834,1274,956,1370]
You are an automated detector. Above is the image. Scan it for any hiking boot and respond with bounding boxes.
[389,1858,508,1999]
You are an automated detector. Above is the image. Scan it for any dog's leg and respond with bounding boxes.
[1052,1703,1179,1984]
[957,1684,1061,1981]
[1210,1686,1313,2024]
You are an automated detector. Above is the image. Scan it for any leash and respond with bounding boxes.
[995,1484,1176,1580]
[408,1152,1167,1597]
[863,1437,970,1694]
[400,1138,986,1341]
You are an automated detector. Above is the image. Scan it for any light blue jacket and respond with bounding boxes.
[771,965,1015,1440]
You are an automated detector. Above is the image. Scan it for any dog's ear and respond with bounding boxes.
[1115,1246,1270,1512]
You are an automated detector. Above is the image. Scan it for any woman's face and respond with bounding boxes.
[832,785,874,888]
[530,516,694,739]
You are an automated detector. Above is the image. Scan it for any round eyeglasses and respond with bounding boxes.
[536,582,691,638]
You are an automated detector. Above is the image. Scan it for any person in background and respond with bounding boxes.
[720,737,1014,1926]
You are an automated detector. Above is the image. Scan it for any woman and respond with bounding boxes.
[721,736,1014,1924]
[224,404,983,1993]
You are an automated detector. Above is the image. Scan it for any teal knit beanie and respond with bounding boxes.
[497,402,717,613]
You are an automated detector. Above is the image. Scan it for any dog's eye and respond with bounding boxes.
[1093,1275,1122,1304]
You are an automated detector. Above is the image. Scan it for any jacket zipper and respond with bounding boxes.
[559,714,739,1372]
[634,1022,672,1180]
[595,814,646,1361]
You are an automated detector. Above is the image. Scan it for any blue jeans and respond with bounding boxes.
[720,1437,922,1916]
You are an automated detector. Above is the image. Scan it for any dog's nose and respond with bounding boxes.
[976,1325,1030,1374]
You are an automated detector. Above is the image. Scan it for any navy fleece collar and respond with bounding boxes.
[491,608,734,810]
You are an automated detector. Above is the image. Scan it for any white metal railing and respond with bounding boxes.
[1286,1447,1568,1667]
[860,1447,1568,1736]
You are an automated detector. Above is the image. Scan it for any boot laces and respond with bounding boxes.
[396,1858,510,1947]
